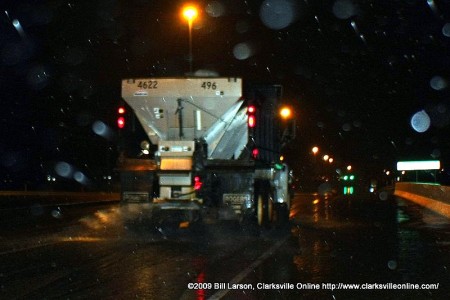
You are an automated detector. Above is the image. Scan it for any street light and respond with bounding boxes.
[279,106,295,143]
[279,106,292,120]
[182,4,198,74]
[312,147,319,166]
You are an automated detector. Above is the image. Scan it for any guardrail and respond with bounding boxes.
[0,191,120,208]
[394,182,450,218]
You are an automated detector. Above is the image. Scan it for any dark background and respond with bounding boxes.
[1,0,450,190]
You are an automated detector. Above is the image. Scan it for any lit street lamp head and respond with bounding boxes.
[279,107,292,120]
[182,6,198,22]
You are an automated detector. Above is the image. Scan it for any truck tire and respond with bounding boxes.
[257,194,264,226]
[256,186,273,228]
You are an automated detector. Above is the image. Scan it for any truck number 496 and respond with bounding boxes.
[201,81,217,90]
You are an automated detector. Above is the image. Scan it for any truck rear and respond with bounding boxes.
[117,77,292,230]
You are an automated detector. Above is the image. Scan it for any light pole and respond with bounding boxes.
[279,106,295,144]
[182,5,198,74]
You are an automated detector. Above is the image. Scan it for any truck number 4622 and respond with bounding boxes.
[137,80,158,89]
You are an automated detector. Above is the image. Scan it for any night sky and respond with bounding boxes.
[1,0,450,189]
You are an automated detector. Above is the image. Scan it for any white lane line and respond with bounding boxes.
[207,235,289,300]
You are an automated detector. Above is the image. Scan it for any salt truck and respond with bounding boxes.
[117,77,294,230]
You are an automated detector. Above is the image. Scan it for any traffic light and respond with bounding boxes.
[117,106,126,129]
[343,186,354,195]
[342,174,355,181]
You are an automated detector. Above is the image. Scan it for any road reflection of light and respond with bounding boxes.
[313,198,320,223]
[196,271,206,300]
[397,229,423,279]
[190,256,208,300]
[293,238,332,281]
[396,208,410,223]
[61,236,105,242]
[324,198,330,221]
[133,264,158,296]
[311,251,329,280]
[422,208,450,227]
[289,195,303,218]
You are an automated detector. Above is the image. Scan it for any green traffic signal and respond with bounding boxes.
[343,174,355,181]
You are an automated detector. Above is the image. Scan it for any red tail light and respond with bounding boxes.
[247,105,256,128]
[194,176,202,190]
[117,116,125,129]
[117,106,126,129]
[248,115,256,128]
[252,148,259,158]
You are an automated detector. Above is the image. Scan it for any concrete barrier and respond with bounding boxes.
[394,182,450,218]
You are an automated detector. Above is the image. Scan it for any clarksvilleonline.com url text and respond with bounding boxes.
[188,282,440,291]
[301,282,440,291]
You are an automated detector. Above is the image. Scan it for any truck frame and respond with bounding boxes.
[117,77,292,230]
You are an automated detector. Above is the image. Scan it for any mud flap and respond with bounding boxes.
[274,203,290,231]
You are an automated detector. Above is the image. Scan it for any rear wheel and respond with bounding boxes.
[257,194,264,226]
[256,183,273,228]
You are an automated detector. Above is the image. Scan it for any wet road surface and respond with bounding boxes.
[0,192,449,299]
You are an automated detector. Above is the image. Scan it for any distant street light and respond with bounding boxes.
[312,146,319,155]
[279,106,292,120]
[182,4,198,74]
